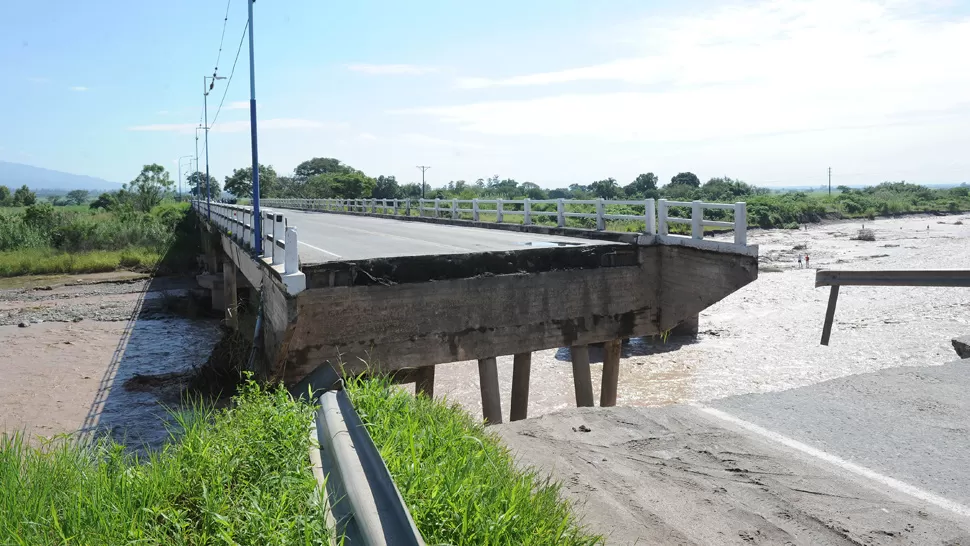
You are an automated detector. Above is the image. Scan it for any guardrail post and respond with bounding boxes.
[392,199,398,215]
[524,198,532,225]
[496,199,504,223]
[417,199,424,217]
[734,202,747,245]
[272,214,284,266]
[596,198,606,231]
[645,198,656,235]
[658,199,668,236]
[405,199,411,216]
[370,199,376,214]
[451,198,458,219]
[241,210,249,247]
[434,198,440,218]
[284,227,299,274]
[557,199,565,227]
[691,200,703,239]
[472,199,480,221]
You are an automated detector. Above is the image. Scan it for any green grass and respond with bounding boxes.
[0,381,329,545]
[0,247,162,277]
[348,377,602,545]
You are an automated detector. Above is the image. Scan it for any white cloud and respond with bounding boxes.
[427,0,970,143]
[69,86,88,92]
[402,133,488,150]
[129,118,346,134]
[346,63,437,75]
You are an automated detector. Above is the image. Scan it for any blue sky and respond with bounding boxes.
[2,0,969,189]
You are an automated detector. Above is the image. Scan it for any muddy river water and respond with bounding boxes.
[2,213,968,445]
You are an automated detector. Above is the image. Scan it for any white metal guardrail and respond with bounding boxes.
[192,200,306,293]
[311,388,425,545]
[260,197,748,247]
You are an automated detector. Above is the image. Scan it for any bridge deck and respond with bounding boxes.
[272,209,615,264]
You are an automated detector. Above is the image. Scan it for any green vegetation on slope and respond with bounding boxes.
[2,377,599,544]
[0,201,196,277]
[0,382,328,545]
[348,377,602,545]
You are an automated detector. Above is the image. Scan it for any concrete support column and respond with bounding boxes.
[600,339,622,407]
[671,314,699,337]
[415,366,435,399]
[570,345,594,407]
[223,260,238,330]
[510,352,532,421]
[478,357,503,424]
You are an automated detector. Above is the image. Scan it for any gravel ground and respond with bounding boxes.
[0,277,205,326]
[433,212,970,419]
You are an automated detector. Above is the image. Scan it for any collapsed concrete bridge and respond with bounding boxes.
[194,197,758,423]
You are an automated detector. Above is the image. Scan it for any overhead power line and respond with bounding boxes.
[210,20,249,129]
[212,0,233,75]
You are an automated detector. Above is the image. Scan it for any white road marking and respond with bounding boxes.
[693,403,970,520]
[298,241,341,258]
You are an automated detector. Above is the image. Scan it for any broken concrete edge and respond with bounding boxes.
[651,234,759,258]
[301,244,638,289]
[953,336,970,359]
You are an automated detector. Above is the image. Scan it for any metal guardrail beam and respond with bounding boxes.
[816,269,970,288]
[312,388,425,546]
[817,269,970,345]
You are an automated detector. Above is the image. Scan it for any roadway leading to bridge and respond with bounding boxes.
[270,208,615,263]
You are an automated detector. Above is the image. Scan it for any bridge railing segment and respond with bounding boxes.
[260,197,749,247]
[191,200,306,293]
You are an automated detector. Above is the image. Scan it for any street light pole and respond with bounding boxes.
[178,155,193,202]
[203,75,226,219]
[248,0,263,256]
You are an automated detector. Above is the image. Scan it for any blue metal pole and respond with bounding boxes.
[248,0,262,255]
[203,77,212,220]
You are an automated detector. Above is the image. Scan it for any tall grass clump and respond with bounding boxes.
[0,381,329,545]
[348,377,602,545]
[0,201,197,277]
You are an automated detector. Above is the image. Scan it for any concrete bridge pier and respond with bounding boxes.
[478,357,502,424]
[570,345,594,407]
[223,261,239,330]
[509,352,532,421]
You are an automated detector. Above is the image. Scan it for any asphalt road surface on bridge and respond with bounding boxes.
[270,208,614,263]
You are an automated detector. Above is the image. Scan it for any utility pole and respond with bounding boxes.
[248,0,263,256]
[178,156,193,202]
[417,165,431,198]
[203,75,226,219]
[828,167,832,196]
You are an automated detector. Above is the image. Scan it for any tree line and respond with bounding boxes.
[64,159,970,230]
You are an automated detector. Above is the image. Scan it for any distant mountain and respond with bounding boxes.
[0,161,121,192]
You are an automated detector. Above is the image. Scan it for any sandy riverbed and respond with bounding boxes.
[433,212,970,419]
